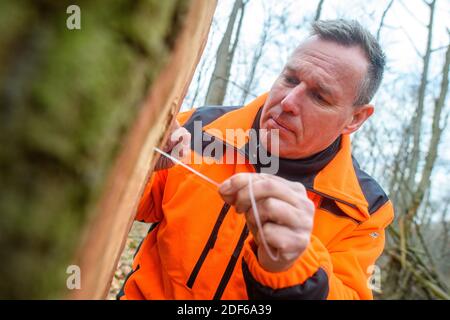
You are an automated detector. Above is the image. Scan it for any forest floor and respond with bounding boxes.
[107,221,149,300]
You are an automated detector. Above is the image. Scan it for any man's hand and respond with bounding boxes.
[154,120,191,171]
[218,173,315,273]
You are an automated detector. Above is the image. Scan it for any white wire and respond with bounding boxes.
[153,147,220,187]
[248,174,279,261]
[153,146,279,261]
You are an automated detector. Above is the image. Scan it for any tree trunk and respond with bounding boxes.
[314,0,325,21]
[405,0,435,203]
[376,0,394,41]
[239,10,271,105]
[381,0,450,300]
[204,0,245,105]
[0,0,216,299]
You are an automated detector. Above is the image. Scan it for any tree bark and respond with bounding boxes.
[0,0,216,299]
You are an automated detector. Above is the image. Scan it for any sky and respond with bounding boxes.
[183,0,449,108]
[181,0,450,208]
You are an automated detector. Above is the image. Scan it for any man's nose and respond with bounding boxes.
[280,84,305,115]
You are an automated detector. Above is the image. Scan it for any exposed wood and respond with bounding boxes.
[0,0,201,299]
[70,0,217,299]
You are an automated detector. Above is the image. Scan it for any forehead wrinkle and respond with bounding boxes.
[296,44,354,69]
[285,60,339,98]
[305,48,367,91]
[289,47,365,102]
[303,50,353,81]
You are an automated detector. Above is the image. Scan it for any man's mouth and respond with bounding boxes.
[269,116,293,133]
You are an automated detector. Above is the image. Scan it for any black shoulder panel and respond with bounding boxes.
[352,156,389,214]
[319,197,349,217]
[182,106,241,158]
[183,106,241,135]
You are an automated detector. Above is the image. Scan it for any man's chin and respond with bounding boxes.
[259,134,283,157]
[260,136,307,159]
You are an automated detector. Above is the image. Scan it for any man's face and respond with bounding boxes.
[260,36,373,159]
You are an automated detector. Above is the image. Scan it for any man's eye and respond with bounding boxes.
[313,92,328,105]
[283,76,299,85]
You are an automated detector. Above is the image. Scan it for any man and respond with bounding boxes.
[119,19,394,300]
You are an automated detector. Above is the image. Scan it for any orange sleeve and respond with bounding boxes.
[242,201,394,300]
[134,109,196,223]
[135,170,168,223]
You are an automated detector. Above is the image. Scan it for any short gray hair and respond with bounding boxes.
[311,19,386,105]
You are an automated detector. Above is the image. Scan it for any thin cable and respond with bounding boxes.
[248,174,279,261]
[153,147,220,187]
[153,146,278,261]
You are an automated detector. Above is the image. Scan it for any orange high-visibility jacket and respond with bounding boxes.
[119,93,394,300]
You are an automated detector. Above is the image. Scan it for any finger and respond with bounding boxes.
[170,126,189,144]
[219,173,264,194]
[163,122,186,151]
[180,128,191,146]
[262,222,310,253]
[179,137,192,162]
[171,119,181,131]
[219,173,265,206]
[170,128,191,158]
[233,178,305,212]
[154,152,173,171]
[245,198,304,229]
[175,127,191,154]
[243,212,259,245]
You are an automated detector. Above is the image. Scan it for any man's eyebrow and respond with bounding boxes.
[284,64,337,98]
[284,65,297,73]
[316,82,334,97]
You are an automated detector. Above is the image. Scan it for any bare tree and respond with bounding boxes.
[377,0,395,41]
[382,0,450,299]
[205,0,247,105]
[239,6,272,105]
[314,0,325,21]
[181,0,450,299]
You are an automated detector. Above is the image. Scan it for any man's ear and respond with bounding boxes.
[342,104,374,135]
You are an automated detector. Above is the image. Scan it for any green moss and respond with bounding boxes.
[0,1,34,82]
[0,0,190,298]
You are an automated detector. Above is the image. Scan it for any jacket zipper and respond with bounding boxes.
[186,132,248,289]
[209,190,358,298]
[187,132,357,293]
[186,203,231,288]
[213,225,249,300]
[305,187,359,209]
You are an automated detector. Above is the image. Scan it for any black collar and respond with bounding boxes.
[246,108,341,186]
